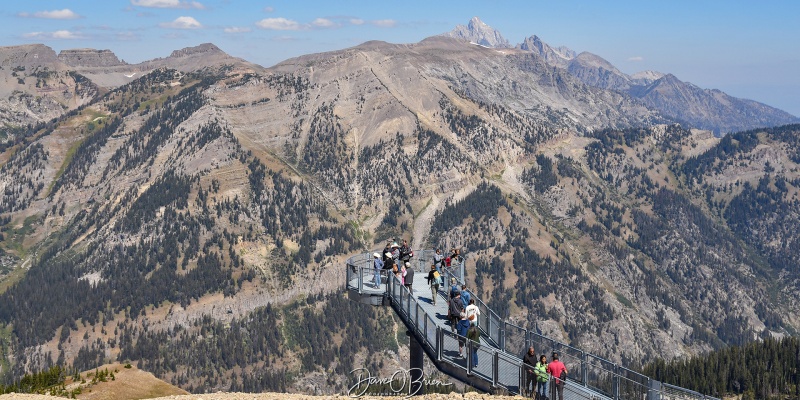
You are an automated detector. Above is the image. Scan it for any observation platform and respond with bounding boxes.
[346,250,719,400]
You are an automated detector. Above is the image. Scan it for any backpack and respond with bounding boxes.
[560,370,567,383]
[433,270,442,286]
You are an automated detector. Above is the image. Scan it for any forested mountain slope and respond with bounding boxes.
[0,37,798,395]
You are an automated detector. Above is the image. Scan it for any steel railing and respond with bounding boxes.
[345,251,720,400]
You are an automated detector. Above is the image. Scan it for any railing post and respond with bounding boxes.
[500,322,506,353]
[358,266,363,294]
[467,339,474,375]
[613,363,620,400]
[581,351,588,387]
[436,327,443,361]
[492,351,500,388]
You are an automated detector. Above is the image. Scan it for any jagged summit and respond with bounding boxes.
[441,17,511,48]
[518,35,575,68]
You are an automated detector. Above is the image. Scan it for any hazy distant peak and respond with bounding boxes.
[441,16,511,48]
[518,35,576,63]
[630,70,665,85]
[572,51,620,71]
[58,48,126,67]
[169,43,223,58]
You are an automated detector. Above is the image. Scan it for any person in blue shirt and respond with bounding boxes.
[461,285,471,309]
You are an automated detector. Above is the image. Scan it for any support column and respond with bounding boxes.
[407,330,425,396]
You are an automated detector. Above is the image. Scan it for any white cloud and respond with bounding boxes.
[19,9,82,19]
[131,0,205,9]
[224,26,251,33]
[349,18,364,25]
[159,16,203,29]
[23,30,84,40]
[371,19,396,28]
[256,17,302,31]
[263,6,274,12]
[628,56,644,62]
[312,18,336,28]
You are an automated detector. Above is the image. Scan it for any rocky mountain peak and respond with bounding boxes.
[630,70,665,85]
[518,35,576,66]
[0,44,60,68]
[442,17,511,48]
[58,48,126,67]
[169,43,223,58]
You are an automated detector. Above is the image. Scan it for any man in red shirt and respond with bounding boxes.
[546,351,567,400]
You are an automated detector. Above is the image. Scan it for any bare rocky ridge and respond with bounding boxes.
[58,49,126,67]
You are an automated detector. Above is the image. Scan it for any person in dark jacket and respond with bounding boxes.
[523,346,538,397]
[426,265,440,305]
[404,264,415,293]
[448,292,463,333]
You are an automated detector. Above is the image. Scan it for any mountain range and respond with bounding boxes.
[0,18,799,397]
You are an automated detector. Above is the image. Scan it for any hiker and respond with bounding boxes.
[433,248,444,274]
[523,347,537,397]
[465,299,480,326]
[426,265,441,305]
[384,252,395,273]
[381,242,392,264]
[535,354,549,400]
[404,262,415,293]
[547,352,567,400]
[399,239,413,267]
[461,285,471,309]
[449,278,460,299]
[372,252,383,288]
[448,291,463,333]
[391,242,401,265]
[457,309,470,358]
[467,324,480,368]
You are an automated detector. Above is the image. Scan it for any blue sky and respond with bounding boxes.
[3,0,799,116]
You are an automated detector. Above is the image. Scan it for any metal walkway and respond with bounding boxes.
[346,251,719,400]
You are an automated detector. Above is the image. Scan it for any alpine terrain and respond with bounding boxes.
[0,18,799,398]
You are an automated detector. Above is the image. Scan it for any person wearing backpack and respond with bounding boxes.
[449,278,460,299]
[448,291,463,333]
[426,265,441,305]
[546,352,567,400]
[465,299,480,326]
[535,354,549,400]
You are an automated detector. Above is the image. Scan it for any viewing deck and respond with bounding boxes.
[346,250,720,400]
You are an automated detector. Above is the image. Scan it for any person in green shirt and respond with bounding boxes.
[534,354,549,400]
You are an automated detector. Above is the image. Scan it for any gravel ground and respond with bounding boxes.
[0,393,522,400]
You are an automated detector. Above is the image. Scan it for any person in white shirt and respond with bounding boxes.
[465,298,480,326]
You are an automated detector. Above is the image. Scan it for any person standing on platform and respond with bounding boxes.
[535,354,549,400]
[523,346,537,397]
[404,263,415,293]
[467,324,480,368]
[465,299,480,326]
[372,252,383,288]
[547,352,567,400]
[461,285,471,309]
[448,291,463,333]
[426,265,440,305]
[433,248,444,274]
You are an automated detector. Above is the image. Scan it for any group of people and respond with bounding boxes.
[523,347,568,400]
[371,239,415,289]
[370,243,569,399]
